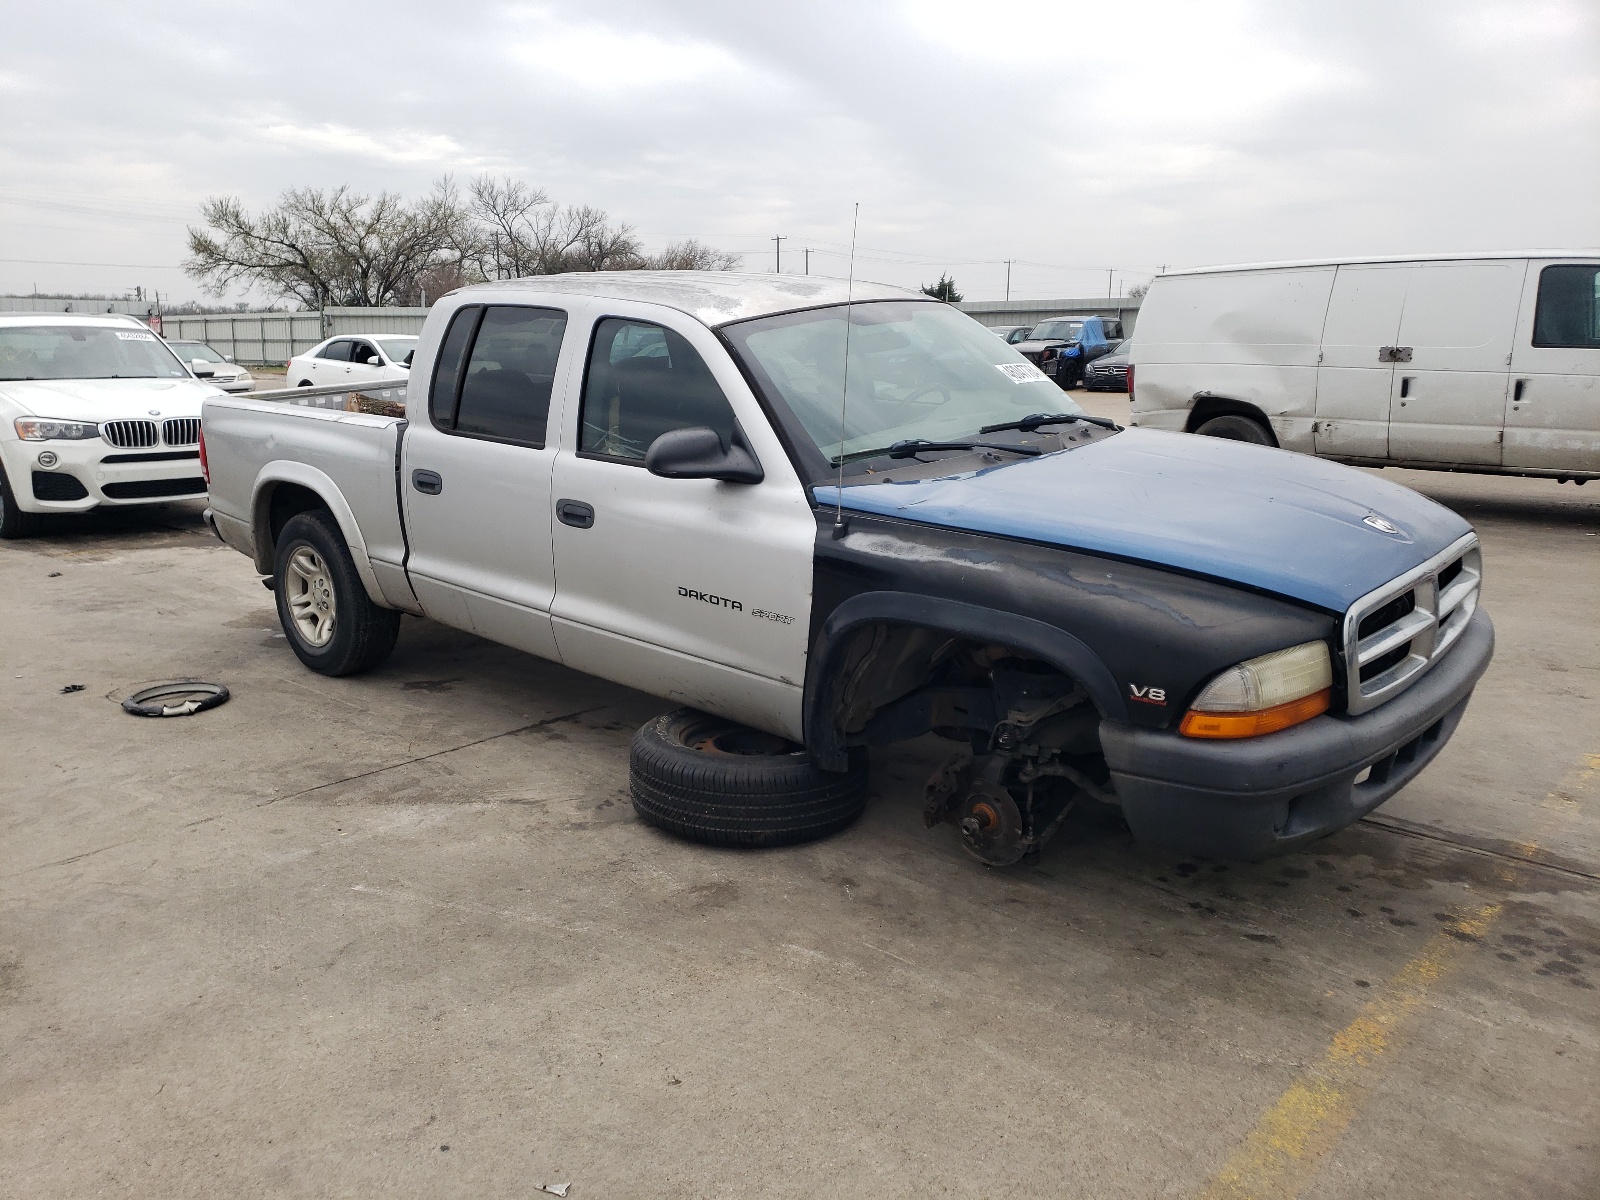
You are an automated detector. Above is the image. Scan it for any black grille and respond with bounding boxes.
[31,471,89,501]
[1360,642,1412,682]
[101,450,200,464]
[1438,557,1464,591]
[1358,590,1415,640]
[101,477,206,499]
[102,419,159,448]
[163,417,201,446]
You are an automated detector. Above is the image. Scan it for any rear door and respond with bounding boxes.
[400,301,577,659]
[548,303,816,740]
[1504,260,1600,475]
[307,338,351,383]
[1385,259,1524,466]
[1313,264,1408,459]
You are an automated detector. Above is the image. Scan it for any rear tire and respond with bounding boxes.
[273,509,400,676]
[630,709,869,848]
[1194,413,1275,445]
[0,464,41,539]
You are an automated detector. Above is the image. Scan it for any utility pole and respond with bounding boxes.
[804,247,811,275]
[1107,268,1114,304]
[1004,260,1013,302]
[772,235,787,273]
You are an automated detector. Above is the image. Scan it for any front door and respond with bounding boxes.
[1504,260,1600,475]
[400,301,577,660]
[549,306,816,740]
[1313,264,1408,459]
[1385,259,1523,467]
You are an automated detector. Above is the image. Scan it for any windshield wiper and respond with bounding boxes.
[979,411,1122,434]
[834,438,1044,465]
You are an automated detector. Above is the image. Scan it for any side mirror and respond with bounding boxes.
[223,353,234,362]
[645,426,763,484]
[367,356,383,366]
[191,360,216,378]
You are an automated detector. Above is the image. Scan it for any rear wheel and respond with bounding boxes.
[273,509,401,675]
[1194,413,1275,445]
[0,464,41,539]
[630,709,869,848]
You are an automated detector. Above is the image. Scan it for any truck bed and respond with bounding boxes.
[201,380,415,606]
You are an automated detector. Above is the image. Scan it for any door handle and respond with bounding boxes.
[1513,378,1528,404]
[1399,377,1412,400]
[411,469,443,495]
[556,498,595,529]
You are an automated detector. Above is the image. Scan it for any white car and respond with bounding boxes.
[286,334,417,388]
[166,339,255,393]
[0,313,222,537]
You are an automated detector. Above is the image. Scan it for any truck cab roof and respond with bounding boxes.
[448,271,925,329]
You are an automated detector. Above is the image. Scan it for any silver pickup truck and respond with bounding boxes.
[202,272,1491,866]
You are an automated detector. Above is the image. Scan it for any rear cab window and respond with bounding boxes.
[428,305,569,446]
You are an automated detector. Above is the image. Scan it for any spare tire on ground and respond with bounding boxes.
[630,708,869,848]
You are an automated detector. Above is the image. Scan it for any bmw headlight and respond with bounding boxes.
[1180,641,1333,739]
[14,417,101,441]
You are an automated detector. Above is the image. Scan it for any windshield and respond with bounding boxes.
[1029,320,1083,342]
[172,341,226,363]
[0,325,189,381]
[722,301,1087,472]
[378,337,417,362]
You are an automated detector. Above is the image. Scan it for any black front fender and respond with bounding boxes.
[803,590,1129,771]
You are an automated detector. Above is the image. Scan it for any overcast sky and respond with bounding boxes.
[2,0,1596,305]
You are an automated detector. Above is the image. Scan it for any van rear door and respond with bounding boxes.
[1313,264,1409,459]
[1504,260,1600,476]
[1385,259,1524,467]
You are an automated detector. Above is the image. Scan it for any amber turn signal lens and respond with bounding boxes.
[1179,688,1331,739]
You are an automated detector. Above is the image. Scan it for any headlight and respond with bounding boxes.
[14,417,101,441]
[1179,640,1332,739]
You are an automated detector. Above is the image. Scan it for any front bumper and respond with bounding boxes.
[1100,608,1494,860]
[0,435,206,512]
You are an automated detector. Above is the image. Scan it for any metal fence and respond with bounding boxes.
[158,308,429,364]
[956,297,1142,334]
[1,295,159,316]
[152,295,1143,364]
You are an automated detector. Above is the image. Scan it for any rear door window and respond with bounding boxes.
[1533,265,1600,349]
[430,305,568,446]
[317,340,352,361]
[578,318,738,462]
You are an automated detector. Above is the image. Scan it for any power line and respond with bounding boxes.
[0,257,180,268]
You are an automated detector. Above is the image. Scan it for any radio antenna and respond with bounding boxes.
[832,202,859,539]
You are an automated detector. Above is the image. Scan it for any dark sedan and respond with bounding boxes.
[1084,339,1131,392]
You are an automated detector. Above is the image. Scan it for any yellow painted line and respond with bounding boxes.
[1195,752,1596,1200]
[1197,904,1499,1200]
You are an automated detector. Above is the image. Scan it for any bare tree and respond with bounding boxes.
[187,174,740,305]
[640,239,743,271]
[185,181,471,307]
[1127,282,1149,301]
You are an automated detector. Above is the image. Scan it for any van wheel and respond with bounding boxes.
[630,709,869,848]
[1195,414,1275,445]
[0,464,41,539]
[273,509,401,676]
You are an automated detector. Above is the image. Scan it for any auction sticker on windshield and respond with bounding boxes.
[996,362,1050,384]
[115,331,157,341]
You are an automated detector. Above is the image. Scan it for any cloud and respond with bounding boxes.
[0,0,1594,301]
[255,121,492,169]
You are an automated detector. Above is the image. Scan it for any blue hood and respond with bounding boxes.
[815,429,1471,613]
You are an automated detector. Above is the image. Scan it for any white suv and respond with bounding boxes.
[0,313,222,537]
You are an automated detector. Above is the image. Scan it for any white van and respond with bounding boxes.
[1129,253,1600,481]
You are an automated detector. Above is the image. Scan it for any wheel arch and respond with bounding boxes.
[803,591,1130,771]
[1185,393,1279,445]
[249,462,385,604]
